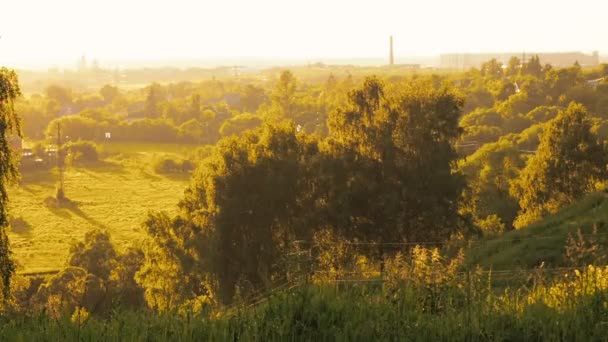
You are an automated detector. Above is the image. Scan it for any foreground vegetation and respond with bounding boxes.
[3,264,608,341]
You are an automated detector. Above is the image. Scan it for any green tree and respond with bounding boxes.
[145,83,164,119]
[512,102,607,227]
[187,94,201,121]
[136,212,209,311]
[325,77,466,243]
[239,85,266,113]
[140,123,311,305]
[108,247,145,309]
[505,56,521,77]
[67,229,117,280]
[99,85,119,104]
[268,70,297,120]
[480,59,503,79]
[219,113,262,137]
[521,55,543,78]
[45,85,72,107]
[0,68,21,299]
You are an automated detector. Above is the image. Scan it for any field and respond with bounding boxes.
[7,142,195,274]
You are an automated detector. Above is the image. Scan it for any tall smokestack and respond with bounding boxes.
[389,36,394,66]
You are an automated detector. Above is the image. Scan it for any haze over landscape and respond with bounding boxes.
[2,1,608,340]
[1,0,607,68]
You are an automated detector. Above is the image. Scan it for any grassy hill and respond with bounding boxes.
[467,192,608,270]
[8,142,195,274]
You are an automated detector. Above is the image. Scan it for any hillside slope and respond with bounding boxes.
[467,192,608,270]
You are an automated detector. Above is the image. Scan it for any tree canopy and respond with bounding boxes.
[0,68,22,299]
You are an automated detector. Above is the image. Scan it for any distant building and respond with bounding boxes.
[440,51,600,69]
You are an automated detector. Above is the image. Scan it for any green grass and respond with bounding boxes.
[1,283,607,341]
[8,143,193,274]
[98,141,200,155]
[467,192,608,270]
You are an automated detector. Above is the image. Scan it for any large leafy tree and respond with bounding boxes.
[139,122,313,305]
[0,68,22,299]
[324,77,466,243]
[144,83,164,119]
[480,59,504,79]
[521,55,543,78]
[67,229,117,280]
[512,102,607,227]
[267,70,298,121]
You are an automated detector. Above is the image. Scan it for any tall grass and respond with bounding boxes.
[2,264,608,341]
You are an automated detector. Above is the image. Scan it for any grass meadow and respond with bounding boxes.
[7,142,194,274]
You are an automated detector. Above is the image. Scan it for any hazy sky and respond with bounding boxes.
[0,0,606,68]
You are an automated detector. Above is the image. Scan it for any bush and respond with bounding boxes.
[152,155,194,174]
[61,140,99,164]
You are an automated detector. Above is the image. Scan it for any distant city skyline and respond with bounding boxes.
[1,0,607,69]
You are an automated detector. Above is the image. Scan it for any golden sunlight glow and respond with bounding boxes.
[0,0,606,68]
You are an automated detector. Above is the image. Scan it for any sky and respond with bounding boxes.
[0,0,606,68]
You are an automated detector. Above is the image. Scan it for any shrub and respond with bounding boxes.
[61,140,99,164]
[152,155,194,174]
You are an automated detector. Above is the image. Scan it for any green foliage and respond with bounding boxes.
[15,230,146,315]
[33,267,106,318]
[460,108,503,127]
[0,68,22,299]
[461,125,502,144]
[512,123,544,151]
[45,85,72,107]
[136,212,210,311]
[178,122,306,304]
[505,56,521,77]
[268,71,297,120]
[144,83,164,119]
[108,247,145,309]
[67,229,117,279]
[219,113,262,137]
[4,266,608,341]
[512,102,607,227]
[521,55,543,78]
[46,115,99,141]
[99,84,119,104]
[61,140,99,164]
[324,77,466,243]
[525,105,560,123]
[152,155,193,174]
[459,139,524,230]
[480,58,503,79]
